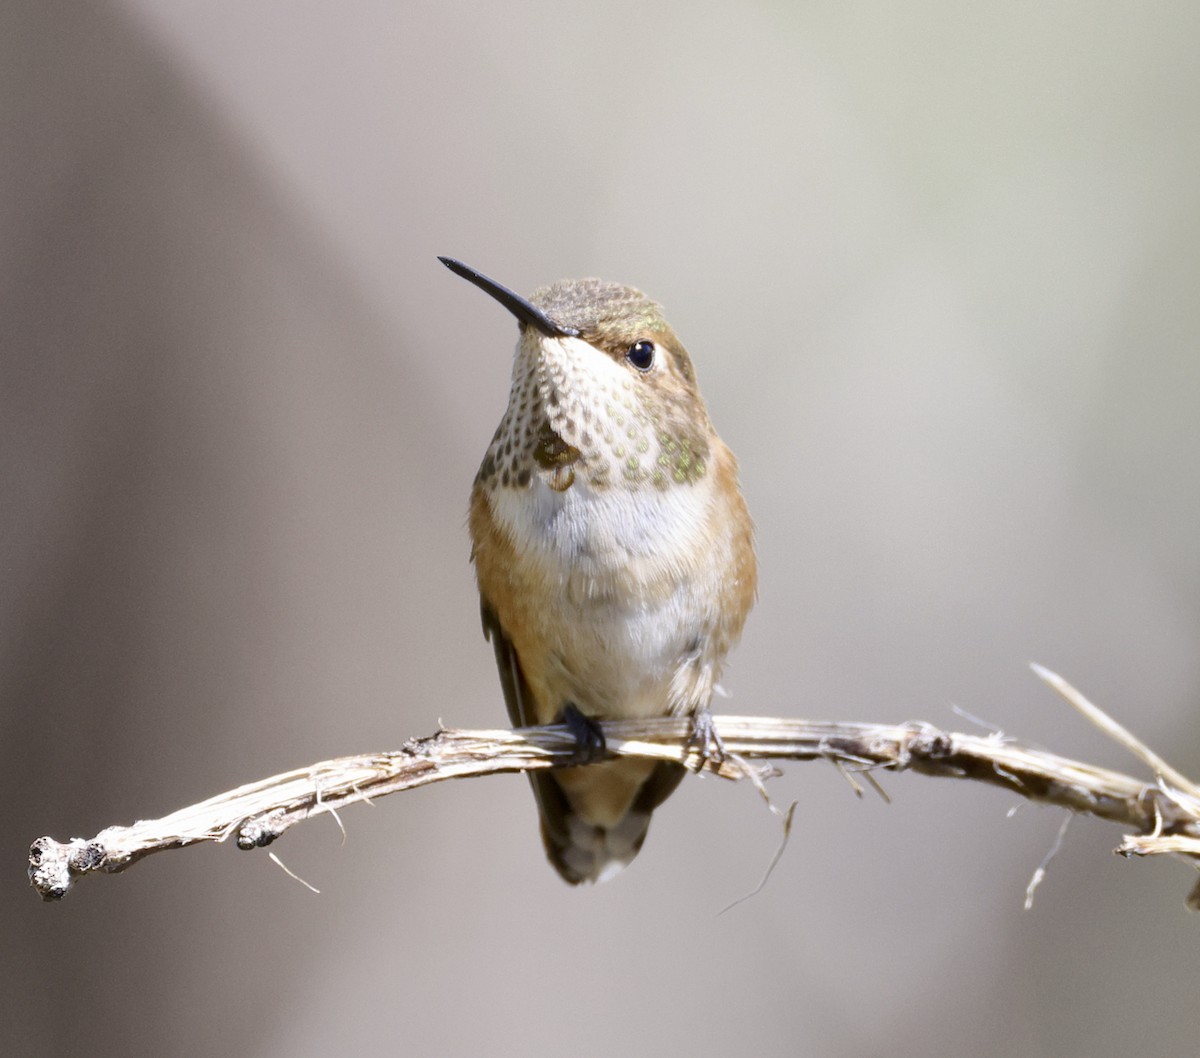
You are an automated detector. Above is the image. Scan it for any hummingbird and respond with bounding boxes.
[440,256,756,884]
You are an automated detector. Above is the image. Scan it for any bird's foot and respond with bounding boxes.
[561,704,607,766]
[686,708,726,772]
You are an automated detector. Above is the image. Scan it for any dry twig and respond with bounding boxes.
[28,668,1200,906]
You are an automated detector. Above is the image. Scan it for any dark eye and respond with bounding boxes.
[626,339,655,371]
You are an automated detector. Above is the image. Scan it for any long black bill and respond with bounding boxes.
[438,256,579,338]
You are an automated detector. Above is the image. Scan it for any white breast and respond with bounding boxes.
[490,475,720,719]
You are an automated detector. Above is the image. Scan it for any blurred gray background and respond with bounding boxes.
[4,2,1199,1055]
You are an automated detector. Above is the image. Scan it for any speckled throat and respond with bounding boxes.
[472,286,710,496]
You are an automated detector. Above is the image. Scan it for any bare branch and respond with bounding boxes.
[1031,663,1200,811]
[28,669,1200,904]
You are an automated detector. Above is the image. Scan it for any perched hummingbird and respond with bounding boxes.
[440,256,756,884]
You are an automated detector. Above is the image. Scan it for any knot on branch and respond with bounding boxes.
[237,813,287,850]
[28,836,104,902]
[899,723,954,767]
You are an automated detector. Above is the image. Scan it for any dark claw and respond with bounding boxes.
[561,703,607,765]
[687,708,726,771]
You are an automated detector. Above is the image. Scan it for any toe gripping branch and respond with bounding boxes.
[561,704,608,765]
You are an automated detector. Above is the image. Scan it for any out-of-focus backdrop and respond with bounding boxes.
[4,2,1199,1055]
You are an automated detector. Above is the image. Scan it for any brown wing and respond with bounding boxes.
[480,598,534,729]
[480,599,576,862]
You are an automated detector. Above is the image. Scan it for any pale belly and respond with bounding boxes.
[488,475,722,723]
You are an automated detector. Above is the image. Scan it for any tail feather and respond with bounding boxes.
[531,760,686,884]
